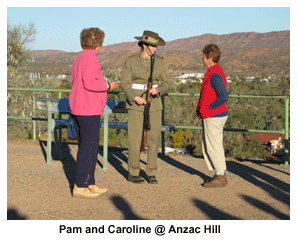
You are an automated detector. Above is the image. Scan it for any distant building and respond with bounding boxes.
[246,77,255,81]
[260,78,269,82]
[256,133,290,157]
[175,73,204,79]
[226,77,232,83]
[174,73,204,84]
[57,74,67,78]
[179,79,197,84]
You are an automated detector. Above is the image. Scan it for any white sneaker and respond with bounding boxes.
[88,184,108,195]
[73,184,102,199]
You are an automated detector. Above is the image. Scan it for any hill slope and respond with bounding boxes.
[101,31,289,52]
[27,31,290,77]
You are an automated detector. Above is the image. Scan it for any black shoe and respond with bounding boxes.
[128,174,144,184]
[148,175,158,184]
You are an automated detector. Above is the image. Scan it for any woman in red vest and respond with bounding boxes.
[196,44,229,188]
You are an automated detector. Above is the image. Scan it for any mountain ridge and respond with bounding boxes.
[101,30,290,52]
[32,30,289,55]
[28,31,290,78]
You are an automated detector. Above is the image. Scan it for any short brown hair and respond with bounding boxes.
[203,44,221,63]
[80,28,105,49]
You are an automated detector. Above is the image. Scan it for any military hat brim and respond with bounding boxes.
[134,36,165,46]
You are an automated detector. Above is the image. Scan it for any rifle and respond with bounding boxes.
[141,54,155,153]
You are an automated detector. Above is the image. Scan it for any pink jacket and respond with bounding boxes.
[69,49,108,116]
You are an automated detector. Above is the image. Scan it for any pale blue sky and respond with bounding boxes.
[7,7,290,52]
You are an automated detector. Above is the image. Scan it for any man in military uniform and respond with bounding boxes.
[120,30,171,184]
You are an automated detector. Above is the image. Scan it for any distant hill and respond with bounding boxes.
[27,31,289,78]
[101,31,289,52]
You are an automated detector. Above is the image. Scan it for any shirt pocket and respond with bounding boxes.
[131,66,148,82]
[153,64,162,80]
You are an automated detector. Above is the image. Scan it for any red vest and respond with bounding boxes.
[196,64,228,119]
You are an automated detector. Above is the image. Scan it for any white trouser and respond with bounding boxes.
[202,116,228,172]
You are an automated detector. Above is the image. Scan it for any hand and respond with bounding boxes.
[133,96,147,105]
[108,81,118,90]
[149,88,159,96]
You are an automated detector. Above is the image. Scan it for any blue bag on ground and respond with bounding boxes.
[67,115,78,140]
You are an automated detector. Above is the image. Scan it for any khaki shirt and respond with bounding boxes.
[120,53,172,112]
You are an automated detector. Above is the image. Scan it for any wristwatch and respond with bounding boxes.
[107,82,110,90]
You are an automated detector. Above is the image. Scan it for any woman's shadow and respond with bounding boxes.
[39,140,77,194]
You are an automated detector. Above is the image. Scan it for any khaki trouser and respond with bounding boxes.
[202,116,228,172]
[128,109,162,176]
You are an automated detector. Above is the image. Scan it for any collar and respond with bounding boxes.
[138,52,150,63]
[83,48,99,56]
[207,63,219,72]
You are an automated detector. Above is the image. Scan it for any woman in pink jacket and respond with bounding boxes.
[69,28,118,199]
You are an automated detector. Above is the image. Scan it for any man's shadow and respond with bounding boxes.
[98,147,147,180]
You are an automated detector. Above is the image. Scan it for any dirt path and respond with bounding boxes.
[7,139,290,221]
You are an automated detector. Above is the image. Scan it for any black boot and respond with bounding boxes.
[128,174,145,184]
[148,175,158,184]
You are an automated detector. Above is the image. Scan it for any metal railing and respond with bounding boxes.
[7,88,290,165]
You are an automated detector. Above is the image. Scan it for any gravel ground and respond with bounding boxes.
[7,139,290,221]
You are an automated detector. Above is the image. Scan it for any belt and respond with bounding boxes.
[131,83,158,90]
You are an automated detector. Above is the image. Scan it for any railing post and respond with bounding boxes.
[284,98,290,165]
[103,114,109,170]
[161,95,165,156]
[46,111,53,165]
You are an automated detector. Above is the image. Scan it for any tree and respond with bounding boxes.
[7,21,36,77]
